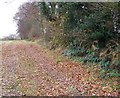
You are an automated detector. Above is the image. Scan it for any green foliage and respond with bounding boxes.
[38,2,52,20]
[111,60,120,68]
[107,70,120,77]
[36,2,119,49]
[64,42,120,78]
[63,49,80,56]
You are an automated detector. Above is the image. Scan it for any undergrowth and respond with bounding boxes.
[36,39,120,92]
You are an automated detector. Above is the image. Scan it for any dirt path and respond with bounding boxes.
[1,41,118,96]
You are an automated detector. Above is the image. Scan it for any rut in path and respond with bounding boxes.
[1,41,118,96]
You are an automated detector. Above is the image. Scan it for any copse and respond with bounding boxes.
[38,2,119,47]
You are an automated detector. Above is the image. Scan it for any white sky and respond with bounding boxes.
[0,0,28,38]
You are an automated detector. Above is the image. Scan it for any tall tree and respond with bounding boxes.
[14,2,42,40]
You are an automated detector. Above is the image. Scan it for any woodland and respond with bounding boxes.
[2,1,118,96]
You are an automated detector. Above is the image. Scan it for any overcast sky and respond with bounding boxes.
[0,0,28,38]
